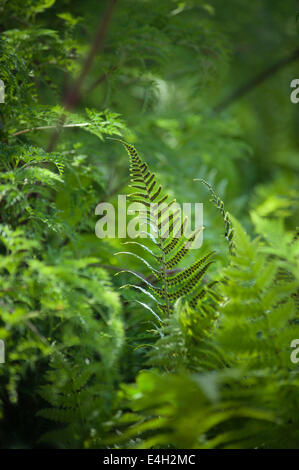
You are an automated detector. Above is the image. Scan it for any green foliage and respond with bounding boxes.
[116,142,216,320]
[195,179,234,254]
[0,0,126,445]
[109,216,299,449]
[0,0,298,451]
[36,349,122,448]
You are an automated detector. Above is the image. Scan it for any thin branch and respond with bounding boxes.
[214,48,299,113]
[47,0,118,152]
[12,122,91,138]
[86,63,118,94]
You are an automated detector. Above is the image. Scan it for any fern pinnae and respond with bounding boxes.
[133,300,164,324]
[188,288,207,309]
[122,240,160,260]
[114,141,215,319]
[122,141,173,315]
[166,251,216,287]
[194,178,234,253]
[162,217,188,254]
[167,261,213,301]
[115,270,163,297]
[120,284,165,306]
[164,228,203,269]
[114,251,160,276]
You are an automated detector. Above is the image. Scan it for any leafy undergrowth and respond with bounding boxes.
[0,0,298,450]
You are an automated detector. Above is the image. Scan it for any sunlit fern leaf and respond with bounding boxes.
[114,140,215,318]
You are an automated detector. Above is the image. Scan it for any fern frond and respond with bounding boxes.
[115,142,215,319]
[195,178,234,253]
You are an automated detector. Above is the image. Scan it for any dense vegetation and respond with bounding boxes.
[0,0,298,449]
